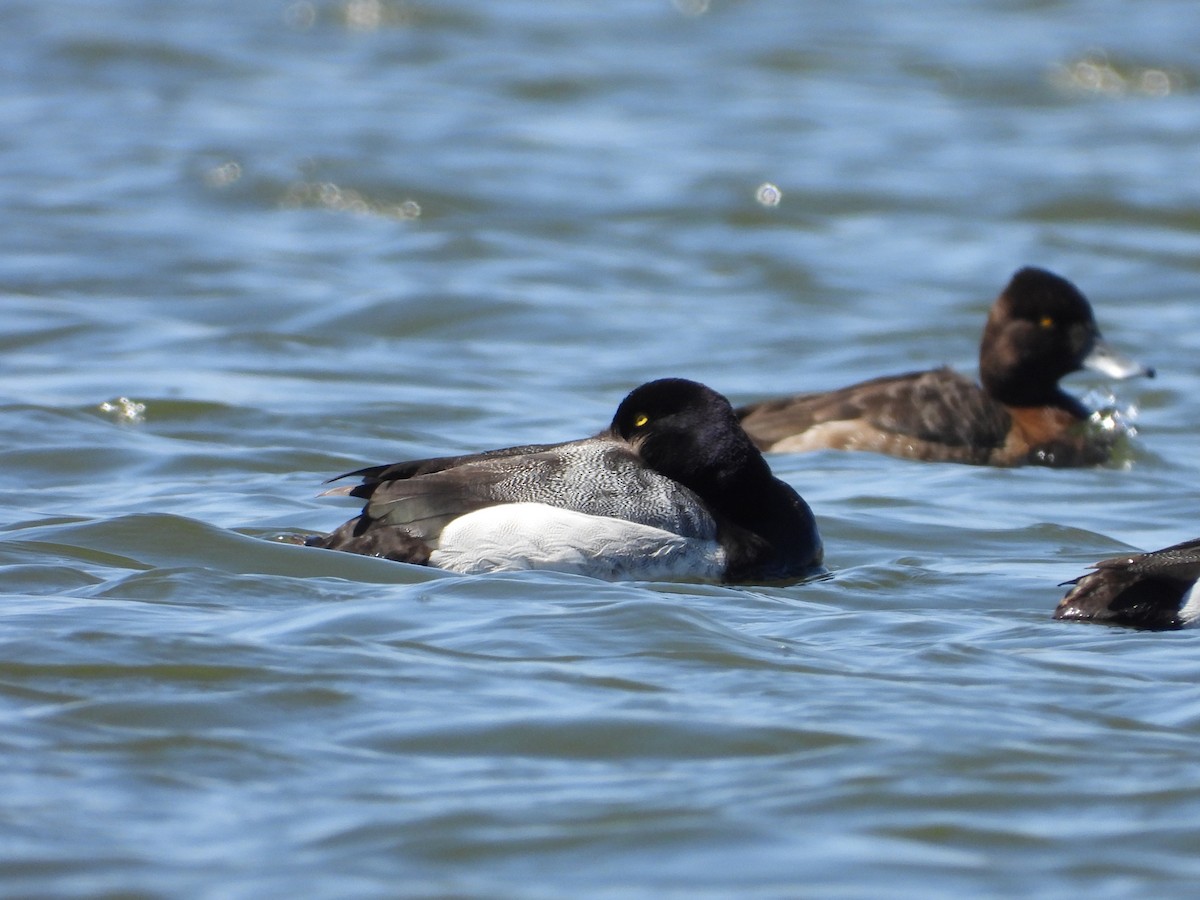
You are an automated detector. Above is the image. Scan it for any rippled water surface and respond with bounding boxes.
[4,1,1200,896]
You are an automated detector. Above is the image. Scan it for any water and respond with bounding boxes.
[3,0,1200,896]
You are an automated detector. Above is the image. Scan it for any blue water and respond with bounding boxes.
[3,1,1200,896]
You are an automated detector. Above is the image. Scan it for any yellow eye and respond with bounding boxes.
[1039,316,1054,329]
[634,413,649,427]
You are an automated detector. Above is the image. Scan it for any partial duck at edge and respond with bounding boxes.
[1055,538,1200,631]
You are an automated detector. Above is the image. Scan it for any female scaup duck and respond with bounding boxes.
[1054,538,1200,631]
[306,378,823,583]
[737,267,1154,467]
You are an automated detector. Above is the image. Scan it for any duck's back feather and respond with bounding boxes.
[325,438,720,552]
[738,368,1011,460]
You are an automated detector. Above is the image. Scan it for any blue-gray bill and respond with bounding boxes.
[1082,336,1155,381]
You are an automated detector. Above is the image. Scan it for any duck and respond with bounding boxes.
[1054,538,1200,630]
[305,378,823,583]
[736,267,1154,466]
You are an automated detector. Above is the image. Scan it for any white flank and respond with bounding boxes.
[429,503,727,581]
[1177,580,1200,626]
[768,420,907,455]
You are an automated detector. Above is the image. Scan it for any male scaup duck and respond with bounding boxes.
[1054,538,1200,631]
[306,378,823,583]
[737,267,1154,467]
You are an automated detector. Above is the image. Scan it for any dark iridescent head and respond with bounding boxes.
[612,378,761,487]
[979,267,1152,406]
